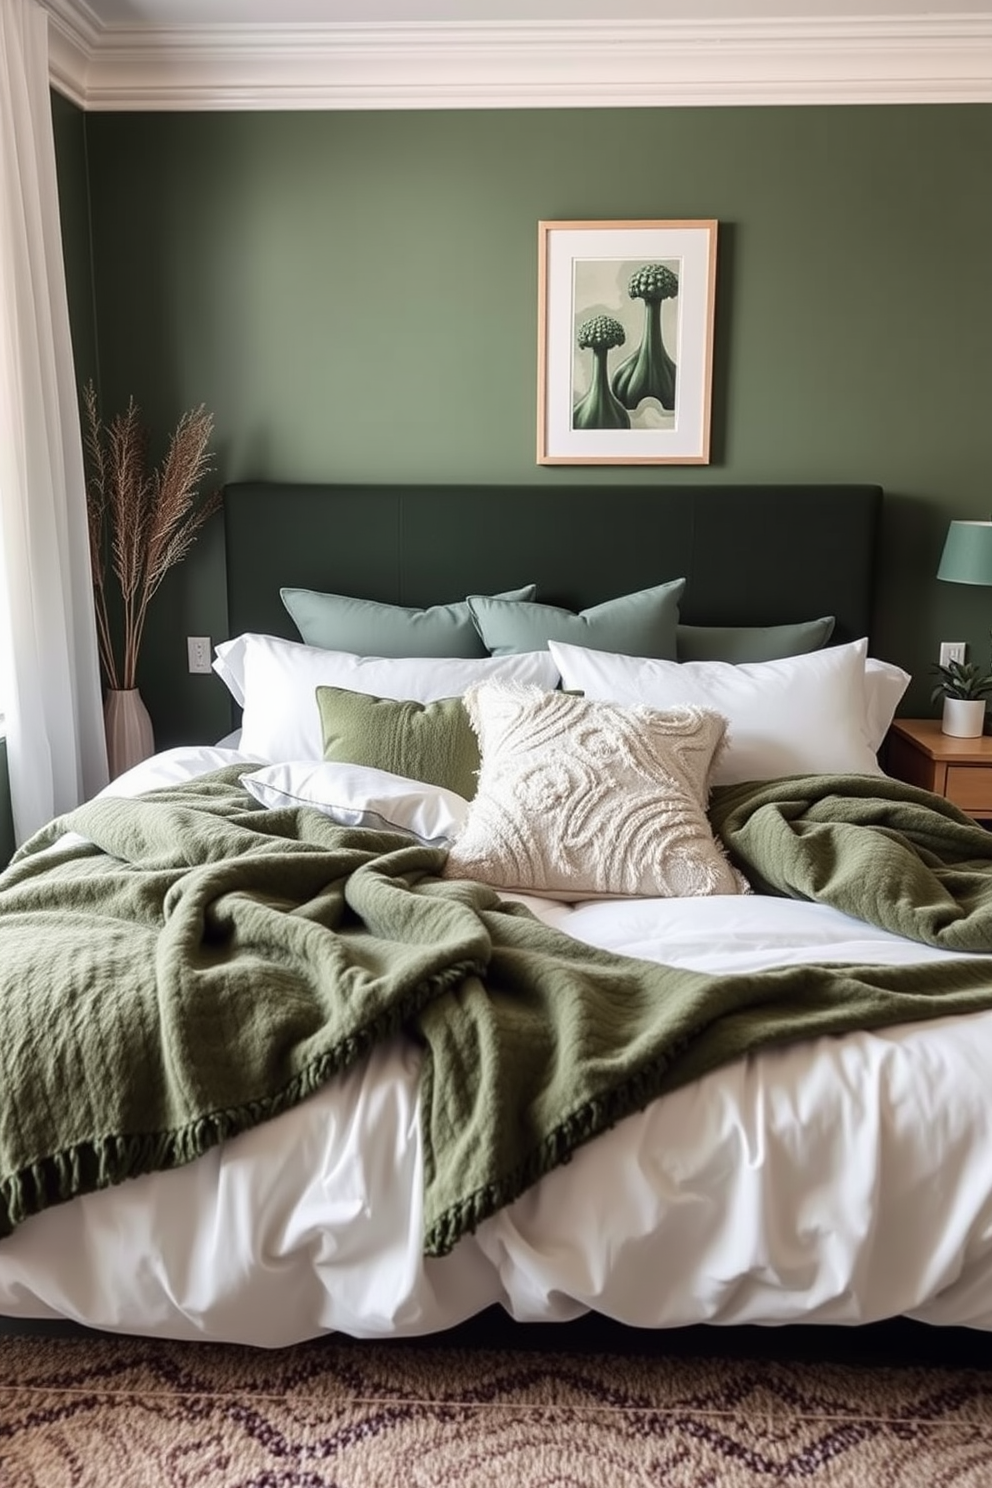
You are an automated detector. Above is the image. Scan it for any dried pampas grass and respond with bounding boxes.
[83,382,222,691]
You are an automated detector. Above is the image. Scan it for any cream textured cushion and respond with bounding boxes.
[443,681,745,901]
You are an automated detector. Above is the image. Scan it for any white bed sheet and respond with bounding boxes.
[1,748,991,1346]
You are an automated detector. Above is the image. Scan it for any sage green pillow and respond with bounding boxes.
[468,579,685,660]
[675,616,836,664]
[282,584,536,658]
[316,686,480,801]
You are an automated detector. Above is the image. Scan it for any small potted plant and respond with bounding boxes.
[930,641,992,738]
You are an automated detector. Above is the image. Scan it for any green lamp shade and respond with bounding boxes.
[937,520,992,586]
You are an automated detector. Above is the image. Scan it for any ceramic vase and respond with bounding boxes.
[941,696,986,739]
[104,688,155,779]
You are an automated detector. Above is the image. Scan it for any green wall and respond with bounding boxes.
[57,103,992,744]
[0,744,15,869]
[52,92,98,392]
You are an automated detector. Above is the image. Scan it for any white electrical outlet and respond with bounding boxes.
[939,641,967,667]
[187,636,212,674]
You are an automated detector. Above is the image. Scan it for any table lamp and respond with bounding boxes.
[935,519,992,737]
[937,519,992,587]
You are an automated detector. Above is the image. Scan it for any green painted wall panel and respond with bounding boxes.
[67,104,992,741]
[0,742,14,870]
[51,92,98,395]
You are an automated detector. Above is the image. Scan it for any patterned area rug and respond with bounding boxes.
[2,1326,992,1485]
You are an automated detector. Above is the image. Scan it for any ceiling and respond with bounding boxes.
[40,0,992,110]
[49,0,992,21]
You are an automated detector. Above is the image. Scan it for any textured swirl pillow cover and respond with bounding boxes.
[442,681,745,901]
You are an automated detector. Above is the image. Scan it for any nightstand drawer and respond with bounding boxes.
[885,719,992,823]
[946,766,992,815]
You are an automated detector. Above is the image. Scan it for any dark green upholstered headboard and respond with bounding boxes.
[223,483,881,645]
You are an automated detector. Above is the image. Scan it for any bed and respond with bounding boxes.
[2,479,992,1353]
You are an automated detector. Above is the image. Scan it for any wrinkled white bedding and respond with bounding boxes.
[1,746,991,1346]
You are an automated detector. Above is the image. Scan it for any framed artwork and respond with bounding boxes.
[537,219,718,466]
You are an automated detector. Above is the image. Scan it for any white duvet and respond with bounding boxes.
[2,746,991,1346]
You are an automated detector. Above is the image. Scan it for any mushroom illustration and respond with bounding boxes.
[611,263,679,413]
[572,315,631,431]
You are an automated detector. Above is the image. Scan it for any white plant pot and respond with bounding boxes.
[941,696,987,739]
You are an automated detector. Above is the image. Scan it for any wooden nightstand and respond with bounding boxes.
[885,718,992,822]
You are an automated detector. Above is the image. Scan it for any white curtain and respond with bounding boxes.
[0,0,107,844]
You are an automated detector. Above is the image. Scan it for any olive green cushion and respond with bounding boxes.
[468,579,685,659]
[282,584,536,658]
[675,616,835,664]
[316,686,480,800]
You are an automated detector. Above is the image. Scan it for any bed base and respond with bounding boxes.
[2,1310,988,1369]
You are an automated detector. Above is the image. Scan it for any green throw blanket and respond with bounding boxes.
[2,767,992,1257]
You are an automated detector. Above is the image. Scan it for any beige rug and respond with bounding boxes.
[2,1326,992,1485]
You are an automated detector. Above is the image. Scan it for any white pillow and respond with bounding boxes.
[864,656,911,752]
[548,638,882,786]
[242,760,469,846]
[442,681,745,900]
[213,633,561,762]
[94,745,264,799]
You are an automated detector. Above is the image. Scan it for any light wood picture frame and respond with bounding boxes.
[537,219,718,466]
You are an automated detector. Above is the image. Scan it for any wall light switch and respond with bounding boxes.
[187,636,213,674]
[939,641,967,667]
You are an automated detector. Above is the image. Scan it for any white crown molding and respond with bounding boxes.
[44,0,99,107]
[41,7,992,111]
